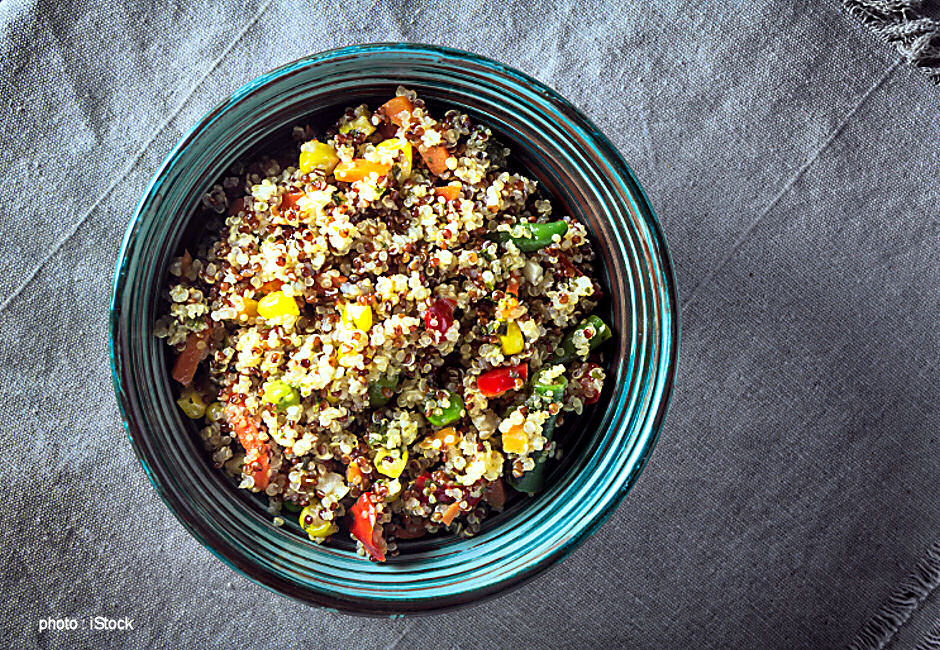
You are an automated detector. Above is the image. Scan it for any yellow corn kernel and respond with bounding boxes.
[340,302,373,332]
[339,114,376,137]
[299,141,339,174]
[299,506,337,539]
[375,447,408,479]
[205,401,226,423]
[375,138,413,176]
[257,291,299,320]
[177,388,207,419]
[501,423,527,455]
[499,321,524,355]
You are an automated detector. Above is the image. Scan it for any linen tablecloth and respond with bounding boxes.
[1,1,937,647]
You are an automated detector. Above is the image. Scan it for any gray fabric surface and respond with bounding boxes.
[0,0,937,648]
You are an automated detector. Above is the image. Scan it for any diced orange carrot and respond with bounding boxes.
[379,96,414,126]
[224,402,270,490]
[171,326,211,386]
[333,160,392,182]
[506,275,519,298]
[433,184,461,201]
[420,145,450,176]
[441,502,461,526]
[347,462,363,485]
[420,427,461,450]
[259,279,283,293]
[280,190,304,211]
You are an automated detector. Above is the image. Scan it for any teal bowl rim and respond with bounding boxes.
[109,42,680,615]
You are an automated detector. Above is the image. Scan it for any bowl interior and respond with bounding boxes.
[110,44,676,614]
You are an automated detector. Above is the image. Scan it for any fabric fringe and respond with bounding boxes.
[849,541,940,650]
[914,618,940,650]
[841,0,940,83]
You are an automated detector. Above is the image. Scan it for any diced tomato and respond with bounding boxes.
[349,493,387,562]
[171,326,212,386]
[485,478,507,510]
[424,298,456,343]
[477,364,528,398]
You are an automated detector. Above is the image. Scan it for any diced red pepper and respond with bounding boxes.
[424,298,456,343]
[171,326,212,386]
[349,493,387,562]
[224,401,270,490]
[477,363,528,398]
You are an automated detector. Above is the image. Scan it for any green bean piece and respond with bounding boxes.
[508,372,568,495]
[486,221,569,252]
[552,315,613,365]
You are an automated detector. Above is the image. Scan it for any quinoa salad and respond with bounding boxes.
[156,88,612,562]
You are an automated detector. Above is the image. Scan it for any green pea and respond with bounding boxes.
[552,315,613,365]
[486,221,569,252]
[262,380,300,411]
[368,374,400,408]
[424,390,464,427]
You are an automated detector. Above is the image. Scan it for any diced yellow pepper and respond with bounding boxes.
[299,506,338,539]
[375,138,413,176]
[340,302,373,332]
[375,447,408,479]
[205,401,226,423]
[176,388,207,419]
[339,114,376,137]
[299,141,339,174]
[257,291,299,320]
[501,423,527,454]
[238,296,258,320]
[499,320,524,355]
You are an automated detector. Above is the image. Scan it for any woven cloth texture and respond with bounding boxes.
[0,1,937,648]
